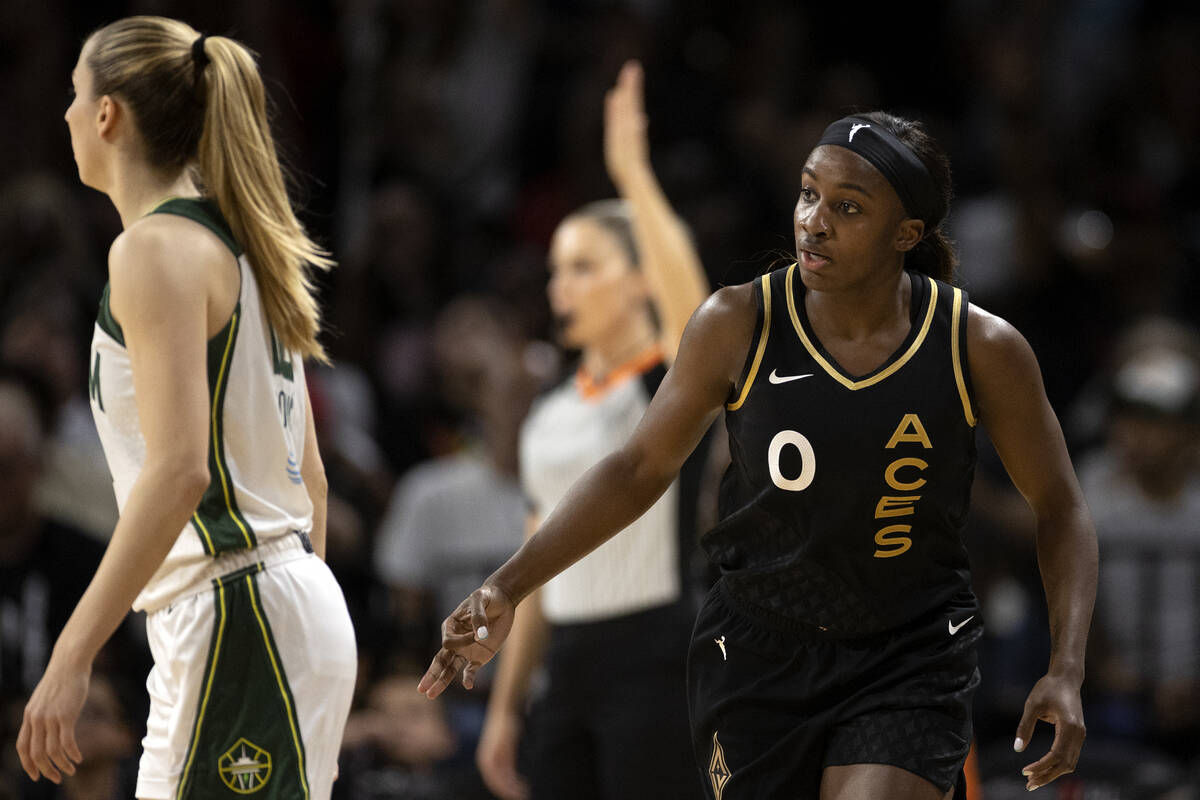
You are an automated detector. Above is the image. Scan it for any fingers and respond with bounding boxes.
[33,726,64,784]
[618,59,644,110]
[16,715,37,781]
[417,649,459,699]
[418,646,488,698]
[609,62,645,122]
[1021,718,1085,791]
[1013,699,1037,754]
[443,630,483,649]
[468,591,490,642]
[59,720,83,770]
[462,659,479,691]
[1014,688,1086,792]
[38,727,64,784]
[17,708,79,784]
[46,724,78,780]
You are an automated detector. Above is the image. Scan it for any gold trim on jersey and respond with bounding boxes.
[950,288,977,427]
[784,264,938,391]
[726,274,772,411]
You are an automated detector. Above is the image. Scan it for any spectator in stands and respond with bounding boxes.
[1078,317,1200,766]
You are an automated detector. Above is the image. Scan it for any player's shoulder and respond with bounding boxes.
[964,303,1044,407]
[688,280,758,337]
[116,205,229,254]
[110,211,231,285]
[966,303,1031,361]
[107,211,238,326]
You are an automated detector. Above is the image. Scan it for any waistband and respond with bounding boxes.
[163,531,314,610]
[713,577,978,642]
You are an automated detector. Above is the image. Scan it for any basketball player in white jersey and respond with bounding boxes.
[17,16,356,800]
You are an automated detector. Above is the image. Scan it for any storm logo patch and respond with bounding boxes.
[219,737,272,794]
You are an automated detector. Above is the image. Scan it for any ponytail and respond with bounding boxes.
[905,227,958,285]
[197,36,333,362]
[86,16,332,362]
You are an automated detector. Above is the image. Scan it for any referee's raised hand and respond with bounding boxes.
[603,60,649,194]
[418,583,516,699]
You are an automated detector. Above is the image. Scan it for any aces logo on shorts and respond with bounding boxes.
[218,737,272,794]
[708,730,730,799]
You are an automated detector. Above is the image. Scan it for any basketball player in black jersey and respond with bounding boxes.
[419,112,1097,799]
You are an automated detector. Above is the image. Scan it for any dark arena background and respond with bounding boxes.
[2,1,1198,798]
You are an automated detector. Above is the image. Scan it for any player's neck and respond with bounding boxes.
[805,268,910,342]
[107,161,199,229]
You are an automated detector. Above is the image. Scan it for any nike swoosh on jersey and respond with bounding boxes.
[948,615,974,635]
[768,369,814,384]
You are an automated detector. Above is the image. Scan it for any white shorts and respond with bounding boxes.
[136,535,357,800]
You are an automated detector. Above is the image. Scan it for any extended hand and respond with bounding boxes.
[418,583,516,699]
[1013,673,1086,791]
[604,60,650,192]
[16,658,91,783]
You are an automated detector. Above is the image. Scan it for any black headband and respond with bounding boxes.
[191,34,209,85]
[816,116,943,225]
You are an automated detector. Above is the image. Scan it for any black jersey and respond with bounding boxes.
[702,264,978,637]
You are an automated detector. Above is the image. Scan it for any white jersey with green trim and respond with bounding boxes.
[88,198,313,613]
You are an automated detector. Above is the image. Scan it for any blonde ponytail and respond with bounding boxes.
[86,16,333,362]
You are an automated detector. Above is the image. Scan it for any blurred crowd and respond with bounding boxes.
[1,0,1199,798]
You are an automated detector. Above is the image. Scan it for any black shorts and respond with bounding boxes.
[525,601,704,800]
[687,580,981,799]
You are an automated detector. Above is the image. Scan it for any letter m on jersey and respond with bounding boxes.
[89,351,104,412]
[268,328,294,382]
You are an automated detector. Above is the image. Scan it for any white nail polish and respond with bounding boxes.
[1013,737,1025,752]
[477,626,489,640]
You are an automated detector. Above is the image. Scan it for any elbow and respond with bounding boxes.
[150,456,210,506]
[302,460,328,501]
[617,445,675,499]
[178,462,212,506]
[1033,488,1091,530]
[305,469,328,504]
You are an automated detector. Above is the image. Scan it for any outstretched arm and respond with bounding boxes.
[418,283,757,698]
[968,305,1098,792]
[475,516,547,800]
[605,60,709,362]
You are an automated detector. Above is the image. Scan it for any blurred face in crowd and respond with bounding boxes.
[547,216,648,351]
[1109,410,1200,485]
[793,145,921,292]
[64,42,105,190]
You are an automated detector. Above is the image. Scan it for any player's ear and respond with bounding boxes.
[96,95,122,140]
[895,218,924,253]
